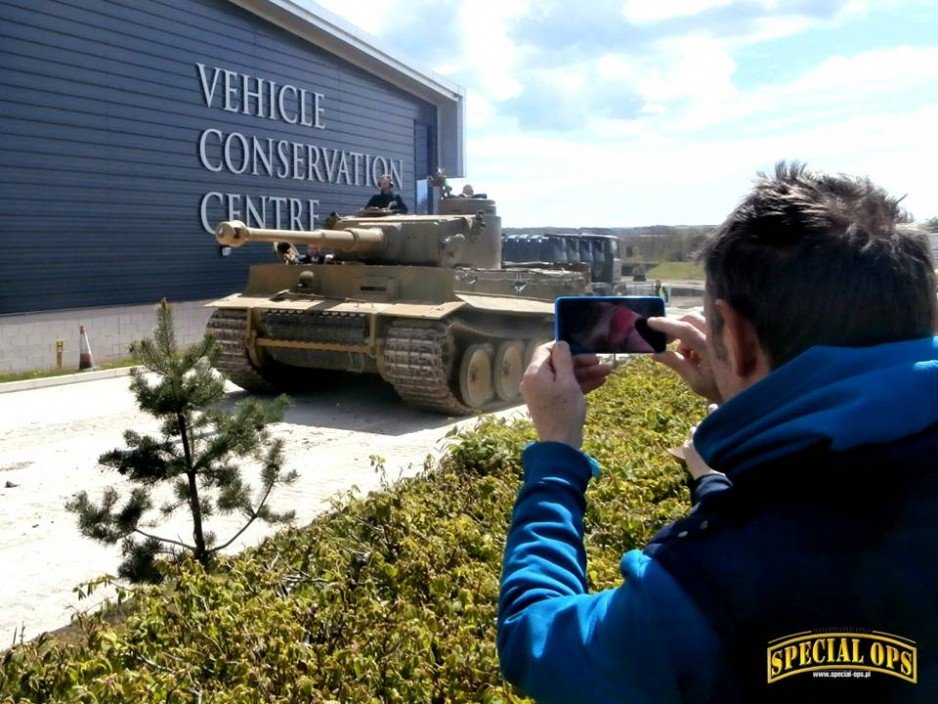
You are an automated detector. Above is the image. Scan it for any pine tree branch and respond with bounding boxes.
[132,527,194,552]
[209,479,275,553]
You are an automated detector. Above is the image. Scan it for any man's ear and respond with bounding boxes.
[713,299,768,381]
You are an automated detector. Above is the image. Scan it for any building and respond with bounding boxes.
[0,0,463,373]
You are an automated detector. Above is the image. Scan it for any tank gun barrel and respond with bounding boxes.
[215,220,386,252]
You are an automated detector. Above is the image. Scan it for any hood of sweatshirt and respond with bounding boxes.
[694,336,938,476]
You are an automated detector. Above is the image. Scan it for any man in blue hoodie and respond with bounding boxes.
[498,163,938,703]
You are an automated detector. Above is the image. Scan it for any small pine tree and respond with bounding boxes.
[67,300,297,583]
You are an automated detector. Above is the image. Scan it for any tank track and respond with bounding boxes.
[206,308,280,394]
[260,309,367,345]
[211,308,548,413]
[384,321,472,415]
[384,317,545,416]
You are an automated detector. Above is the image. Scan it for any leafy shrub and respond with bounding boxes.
[0,359,704,703]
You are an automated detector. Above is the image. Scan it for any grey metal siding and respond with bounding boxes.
[0,0,438,313]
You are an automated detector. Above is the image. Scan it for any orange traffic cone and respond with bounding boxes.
[78,325,97,371]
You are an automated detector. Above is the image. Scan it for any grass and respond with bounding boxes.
[645,261,705,280]
[0,358,136,385]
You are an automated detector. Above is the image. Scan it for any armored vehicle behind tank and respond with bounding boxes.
[502,232,624,293]
[206,181,588,414]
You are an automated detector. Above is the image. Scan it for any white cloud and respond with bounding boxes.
[621,0,734,25]
[309,0,938,225]
[463,101,938,226]
[668,45,938,134]
[634,34,738,106]
[308,0,392,36]
[452,0,528,104]
[535,55,928,222]
[783,45,938,97]
[744,13,815,42]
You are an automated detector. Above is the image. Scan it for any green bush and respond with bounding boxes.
[0,359,705,703]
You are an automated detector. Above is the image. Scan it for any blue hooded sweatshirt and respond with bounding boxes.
[497,336,938,703]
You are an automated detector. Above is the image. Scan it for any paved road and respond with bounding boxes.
[0,372,526,642]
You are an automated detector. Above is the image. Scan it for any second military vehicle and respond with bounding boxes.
[206,182,589,414]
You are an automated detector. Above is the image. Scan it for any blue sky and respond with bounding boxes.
[313,0,937,227]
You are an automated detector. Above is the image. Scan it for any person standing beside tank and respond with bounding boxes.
[366,174,408,213]
[498,162,938,702]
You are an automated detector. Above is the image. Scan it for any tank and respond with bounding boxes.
[501,232,624,294]
[206,182,589,414]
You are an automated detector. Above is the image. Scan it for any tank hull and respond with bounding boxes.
[207,263,587,414]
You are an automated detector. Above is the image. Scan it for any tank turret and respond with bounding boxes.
[206,175,588,414]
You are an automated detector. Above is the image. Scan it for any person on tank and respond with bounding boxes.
[365,174,408,213]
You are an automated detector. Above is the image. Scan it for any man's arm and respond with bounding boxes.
[498,442,721,703]
[498,344,721,702]
[672,434,732,504]
[393,195,408,213]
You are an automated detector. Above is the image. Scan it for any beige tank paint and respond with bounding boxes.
[205,174,589,413]
[210,295,467,320]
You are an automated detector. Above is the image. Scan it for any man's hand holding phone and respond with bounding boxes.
[525,306,723,450]
[521,341,592,450]
[571,352,612,393]
[647,314,723,404]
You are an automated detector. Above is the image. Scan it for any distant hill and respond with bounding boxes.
[502,225,713,237]
[502,225,715,262]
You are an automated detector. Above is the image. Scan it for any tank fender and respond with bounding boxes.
[455,293,554,314]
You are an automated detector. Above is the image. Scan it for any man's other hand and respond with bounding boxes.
[571,353,612,394]
[648,314,722,404]
[521,341,586,450]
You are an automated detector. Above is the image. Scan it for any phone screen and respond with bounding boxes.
[554,296,667,354]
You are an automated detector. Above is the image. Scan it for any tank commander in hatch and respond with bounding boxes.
[365,174,408,213]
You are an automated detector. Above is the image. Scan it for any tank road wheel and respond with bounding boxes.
[458,343,495,409]
[524,338,550,367]
[493,341,525,402]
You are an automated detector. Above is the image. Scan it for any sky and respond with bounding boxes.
[312,0,937,227]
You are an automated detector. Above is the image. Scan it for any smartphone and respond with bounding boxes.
[554,296,667,354]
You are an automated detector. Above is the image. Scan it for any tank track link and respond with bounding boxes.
[260,309,367,345]
[384,315,553,415]
[206,308,280,394]
[384,321,471,415]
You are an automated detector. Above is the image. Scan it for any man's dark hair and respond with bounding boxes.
[701,162,936,367]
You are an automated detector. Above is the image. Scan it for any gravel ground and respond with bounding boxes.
[0,372,527,643]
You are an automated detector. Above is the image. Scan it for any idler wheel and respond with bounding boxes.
[493,341,525,402]
[458,343,495,409]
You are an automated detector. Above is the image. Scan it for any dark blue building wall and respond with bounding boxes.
[0,0,438,313]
